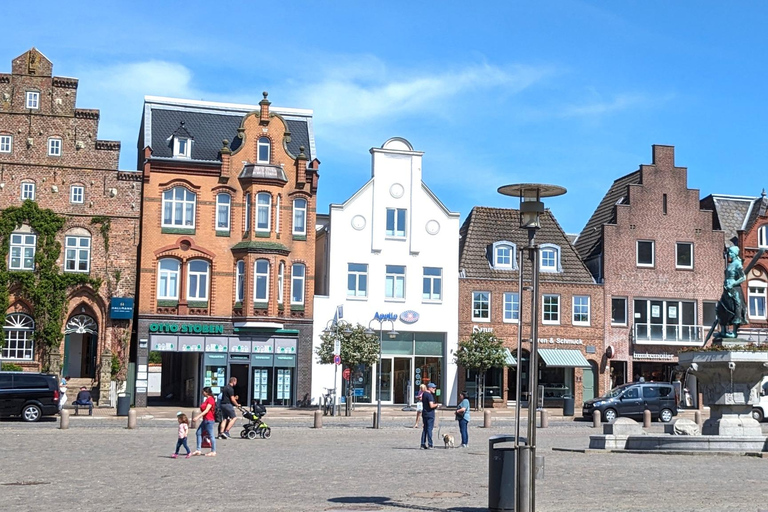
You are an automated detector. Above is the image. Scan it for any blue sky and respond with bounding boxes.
[4,2,768,234]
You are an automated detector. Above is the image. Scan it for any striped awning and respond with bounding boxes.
[504,348,517,366]
[538,348,591,368]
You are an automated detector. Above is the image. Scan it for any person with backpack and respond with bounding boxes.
[218,377,240,439]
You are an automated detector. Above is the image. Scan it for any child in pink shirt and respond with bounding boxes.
[172,412,191,458]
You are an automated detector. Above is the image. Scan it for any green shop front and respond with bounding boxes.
[143,321,298,407]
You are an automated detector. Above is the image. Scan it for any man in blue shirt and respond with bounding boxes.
[420,382,439,449]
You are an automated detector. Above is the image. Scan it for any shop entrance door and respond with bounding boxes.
[582,361,597,402]
[380,359,393,403]
[393,358,411,404]
[229,364,249,406]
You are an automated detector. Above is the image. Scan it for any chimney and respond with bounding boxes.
[259,91,271,125]
[296,146,308,189]
[219,139,231,183]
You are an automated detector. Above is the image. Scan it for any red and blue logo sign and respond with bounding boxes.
[399,310,420,324]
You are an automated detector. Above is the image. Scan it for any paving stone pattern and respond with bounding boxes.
[1,416,766,511]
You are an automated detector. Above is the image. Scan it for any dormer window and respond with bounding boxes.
[174,137,191,158]
[491,241,517,269]
[539,244,561,273]
[257,137,270,163]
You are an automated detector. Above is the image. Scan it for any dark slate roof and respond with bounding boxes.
[744,191,768,233]
[574,170,641,261]
[141,97,314,163]
[701,194,757,247]
[459,207,595,284]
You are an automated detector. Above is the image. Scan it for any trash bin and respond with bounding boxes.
[116,393,131,416]
[489,435,528,511]
[562,395,574,416]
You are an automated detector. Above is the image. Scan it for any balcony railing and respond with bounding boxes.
[632,323,704,345]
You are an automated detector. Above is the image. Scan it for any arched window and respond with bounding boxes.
[291,263,306,305]
[216,193,231,232]
[759,226,768,249]
[162,187,196,227]
[254,259,270,302]
[256,192,271,232]
[539,244,561,273]
[277,261,285,304]
[292,198,307,236]
[157,259,180,300]
[257,137,270,164]
[491,241,516,269]
[64,233,91,273]
[236,260,245,303]
[2,313,34,360]
[187,260,210,301]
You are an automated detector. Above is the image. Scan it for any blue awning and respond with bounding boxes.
[504,348,517,366]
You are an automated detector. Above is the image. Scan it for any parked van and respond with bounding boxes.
[0,372,60,422]
[582,382,678,423]
[750,376,768,422]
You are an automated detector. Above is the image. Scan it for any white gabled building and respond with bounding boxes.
[312,137,460,406]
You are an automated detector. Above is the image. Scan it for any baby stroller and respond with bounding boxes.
[238,403,271,439]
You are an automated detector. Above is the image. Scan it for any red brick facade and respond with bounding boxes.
[0,48,141,403]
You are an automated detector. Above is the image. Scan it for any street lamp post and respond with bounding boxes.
[365,318,398,429]
[498,183,566,512]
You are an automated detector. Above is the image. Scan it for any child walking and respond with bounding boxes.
[172,412,191,459]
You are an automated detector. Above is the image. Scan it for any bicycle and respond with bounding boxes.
[322,387,336,416]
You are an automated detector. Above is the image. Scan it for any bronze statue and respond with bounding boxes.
[716,246,748,338]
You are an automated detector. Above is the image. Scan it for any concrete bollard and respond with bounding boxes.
[127,409,137,429]
[373,412,378,429]
[313,410,322,429]
[59,409,70,430]
[539,409,548,428]
[694,410,702,430]
[484,409,492,428]
[643,409,651,428]
[592,410,601,428]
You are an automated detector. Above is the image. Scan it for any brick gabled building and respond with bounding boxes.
[0,48,141,404]
[576,145,724,397]
[135,94,319,407]
[458,207,604,407]
[703,191,768,338]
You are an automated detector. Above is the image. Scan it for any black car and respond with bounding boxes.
[0,371,60,421]
[582,382,678,423]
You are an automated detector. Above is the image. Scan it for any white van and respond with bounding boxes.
[751,376,768,422]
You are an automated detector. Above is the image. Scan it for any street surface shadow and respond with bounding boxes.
[328,496,486,511]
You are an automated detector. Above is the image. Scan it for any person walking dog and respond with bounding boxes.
[420,383,439,449]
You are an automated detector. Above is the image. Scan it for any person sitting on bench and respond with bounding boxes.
[73,386,94,415]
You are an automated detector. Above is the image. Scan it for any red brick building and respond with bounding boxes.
[458,207,604,407]
[134,94,319,407]
[576,145,724,397]
[0,48,141,404]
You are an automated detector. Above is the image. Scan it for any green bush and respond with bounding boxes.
[1,362,23,371]
[111,353,121,378]
[148,351,162,364]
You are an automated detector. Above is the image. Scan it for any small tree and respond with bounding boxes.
[315,322,380,412]
[454,331,507,411]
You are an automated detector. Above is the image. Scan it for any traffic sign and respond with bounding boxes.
[342,368,351,380]
[333,354,341,365]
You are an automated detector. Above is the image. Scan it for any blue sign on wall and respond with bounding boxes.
[110,298,134,319]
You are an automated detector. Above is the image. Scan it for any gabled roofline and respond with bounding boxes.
[329,178,374,211]
[143,95,313,117]
[709,193,759,201]
[422,182,460,218]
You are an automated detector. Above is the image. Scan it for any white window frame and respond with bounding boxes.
[572,295,590,326]
[291,263,306,305]
[277,261,285,304]
[611,297,628,326]
[636,240,655,267]
[70,185,84,204]
[542,294,560,324]
[216,193,231,232]
[157,259,180,300]
[347,263,368,298]
[9,233,36,271]
[254,259,270,303]
[173,137,191,158]
[256,192,271,233]
[385,265,406,299]
[235,260,245,303]
[0,135,11,153]
[758,226,768,249]
[422,267,442,301]
[2,313,35,360]
[275,195,281,234]
[64,236,91,273]
[492,241,516,269]
[186,260,210,301]
[748,280,767,320]
[293,198,307,236]
[503,292,519,323]
[385,208,407,238]
[539,244,561,273]
[244,193,252,232]
[25,91,39,109]
[21,182,35,201]
[162,187,196,228]
[472,291,491,322]
[47,137,62,157]
[676,242,693,269]
[257,137,270,164]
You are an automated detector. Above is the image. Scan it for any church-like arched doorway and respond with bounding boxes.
[63,314,98,378]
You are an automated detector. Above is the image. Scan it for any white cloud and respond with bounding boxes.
[559,92,673,118]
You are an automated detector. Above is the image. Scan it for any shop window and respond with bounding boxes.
[472,291,490,321]
[503,292,519,323]
[676,242,693,269]
[422,267,442,301]
[385,265,405,299]
[162,187,196,228]
[633,299,697,343]
[2,313,34,360]
[9,233,36,271]
[636,240,654,267]
[347,263,368,297]
[157,259,180,300]
[542,294,560,324]
[186,260,209,301]
[611,297,627,325]
[748,280,767,320]
[254,259,270,302]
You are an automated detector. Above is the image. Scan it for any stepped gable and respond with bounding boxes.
[459,206,594,284]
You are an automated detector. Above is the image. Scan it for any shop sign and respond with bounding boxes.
[633,352,675,360]
[538,338,584,345]
[399,310,420,324]
[473,325,493,333]
[148,322,225,334]
[110,298,134,319]
[374,312,398,322]
[253,345,273,353]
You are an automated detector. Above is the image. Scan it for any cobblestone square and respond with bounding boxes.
[1,415,766,512]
